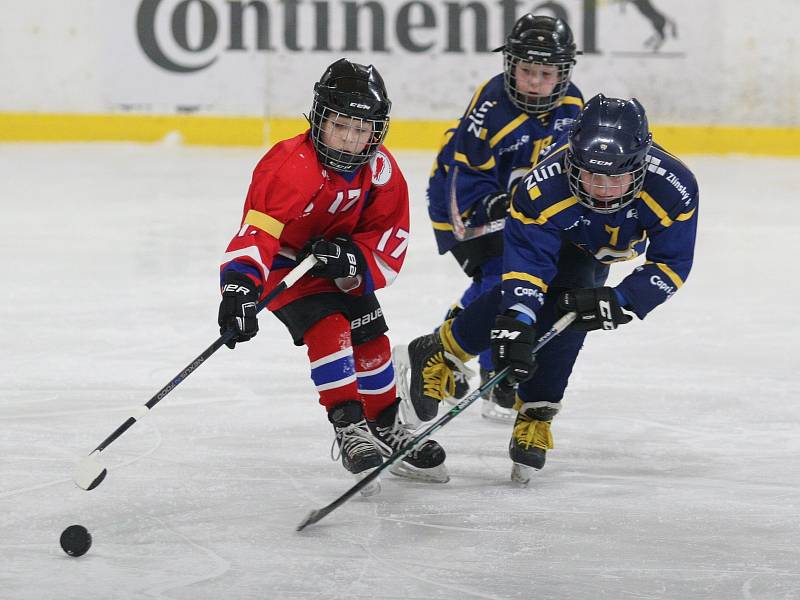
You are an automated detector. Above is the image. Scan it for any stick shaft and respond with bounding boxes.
[297,312,576,530]
[90,255,317,454]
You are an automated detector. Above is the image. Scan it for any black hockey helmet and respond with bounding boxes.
[565,94,653,213]
[495,14,579,115]
[309,58,392,172]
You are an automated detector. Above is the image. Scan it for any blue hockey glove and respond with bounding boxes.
[557,287,633,332]
[218,272,262,349]
[490,313,537,385]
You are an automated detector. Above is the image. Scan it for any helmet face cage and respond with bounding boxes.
[502,51,574,115]
[309,95,389,172]
[565,152,647,213]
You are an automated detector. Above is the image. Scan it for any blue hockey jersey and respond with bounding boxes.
[427,74,584,254]
[501,142,699,320]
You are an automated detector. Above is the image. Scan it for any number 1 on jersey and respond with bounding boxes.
[605,224,620,246]
[329,189,361,214]
[377,227,409,259]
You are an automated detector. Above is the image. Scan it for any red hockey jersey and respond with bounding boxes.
[220,131,410,311]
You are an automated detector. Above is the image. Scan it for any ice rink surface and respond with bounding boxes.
[1,142,798,599]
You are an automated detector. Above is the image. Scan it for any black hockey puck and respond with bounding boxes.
[60,524,92,557]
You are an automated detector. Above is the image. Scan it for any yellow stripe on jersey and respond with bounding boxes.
[640,191,696,227]
[489,114,530,148]
[510,195,578,225]
[502,271,549,292]
[244,209,285,239]
[455,151,496,171]
[466,80,491,114]
[559,96,584,108]
[549,142,570,157]
[428,127,458,178]
[431,221,454,231]
[647,261,684,288]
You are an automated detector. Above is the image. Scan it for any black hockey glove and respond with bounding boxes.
[482,191,510,221]
[218,272,262,349]
[304,236,366,280]
[557,287,633,332]
[490,313,537,385]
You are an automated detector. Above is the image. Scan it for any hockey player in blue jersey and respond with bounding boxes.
[399,94,699,483]
[426,13,584,421]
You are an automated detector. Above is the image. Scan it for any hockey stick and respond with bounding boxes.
[73,254,317,491]
[296,311,577,531]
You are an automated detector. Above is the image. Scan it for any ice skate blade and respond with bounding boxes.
[511,462,536,485]
[392,345,423,428]
[388,461,450,484]
[480,399,515,423]
[355,471,382,497]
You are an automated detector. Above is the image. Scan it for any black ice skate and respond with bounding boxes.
[441,305,471,406]
[394,333,462,422]
[367,399,449,483]
[446,369,472,406]
[329,400,383,496]
[508,401,560,485]
[479,367,517,423]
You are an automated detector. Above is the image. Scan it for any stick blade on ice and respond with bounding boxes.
[73,452,107,491]
[296,508,328,532]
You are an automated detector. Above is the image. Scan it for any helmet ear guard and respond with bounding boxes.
[309,59,392,172]
[566,94,653,213]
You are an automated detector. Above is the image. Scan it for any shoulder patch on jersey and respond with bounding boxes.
[370,150,393,186]
[553,117,575,132]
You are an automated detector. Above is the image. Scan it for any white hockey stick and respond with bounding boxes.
[73,254,317,491]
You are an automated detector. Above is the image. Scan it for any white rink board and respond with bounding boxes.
[0,143,799,599]
[1,0,798,125]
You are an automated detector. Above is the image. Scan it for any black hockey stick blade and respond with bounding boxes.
[296,466,382,531]
[296,507,329,532]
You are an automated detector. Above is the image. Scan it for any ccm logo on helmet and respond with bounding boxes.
[349,102,370,109]
[588,159,613,166]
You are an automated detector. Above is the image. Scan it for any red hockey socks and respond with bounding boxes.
[353,334,397,420]
[304,314,359,410]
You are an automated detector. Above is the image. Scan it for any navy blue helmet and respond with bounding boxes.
[494,14,578,115]
[565,94,653,213]
[309,59,391,172]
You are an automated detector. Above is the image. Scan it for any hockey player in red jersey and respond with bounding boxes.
[217,59,448,492]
